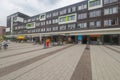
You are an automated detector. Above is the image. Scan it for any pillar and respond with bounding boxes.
[87,35,90,45]
[119,35,120,45]
[110,35,113,45]
[39,34,42,44]
[51,35,54,46]
[101,35,104,45]
[75,35,78,44]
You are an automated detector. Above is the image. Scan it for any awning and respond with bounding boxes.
[17,35,25,39]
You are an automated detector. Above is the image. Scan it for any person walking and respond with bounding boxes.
[43,40,46,49]
[2,40,8,49]
[46,38,50,48]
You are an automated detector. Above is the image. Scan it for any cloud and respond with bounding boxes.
[0,0,84,26]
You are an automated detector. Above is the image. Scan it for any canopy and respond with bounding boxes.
[17,35,25,39]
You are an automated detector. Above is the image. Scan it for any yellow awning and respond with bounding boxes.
[17,35,25,39]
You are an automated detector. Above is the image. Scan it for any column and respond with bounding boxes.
[119,35,120,45]
[75,35,78,44]
[39,34,42,44]
[101,35,104,45]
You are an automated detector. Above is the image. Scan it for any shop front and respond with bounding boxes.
[90,35,102,45]
[16,35,26,42]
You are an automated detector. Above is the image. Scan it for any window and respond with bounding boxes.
[68,15,75,21]
[46,20,51,25]
[96,21,101,27]
[52,19,58,24]
[90,21,95,27]
[52,11,58,17]
[32,18,36,21]
[36,17,39,21]
[41,15,45,19]
[60,9,67,15]
[104,6,118,15]
[46,13,51,18]
[89,0,101,7]
[35,28,40,32]
[26,22,35,29]
[68,24,76,30]
[104,0,118,4]
[89,10,101,17]
[72,7,76,12]
[89,21,101,27]
[68,8,71,13]
[41,21,45,26]
[68,6,76,13]
[52,27,58,31]
[32,29,35,33]
[78,22,87,29]
[39,13,46,21]
[36,22,40,26]
[14,27,17,30]
[46,27,51,32]
[46,21,49,25]
[59,25,66,31]
[41,28,46,32]
[28,19,31,22]
[13,23,18,26]
[104,18,118,26]
[78,13,87,19]
[59,13,77,24]
[59,17,66,22]
[78,4,87,10]
[24,20,27,23]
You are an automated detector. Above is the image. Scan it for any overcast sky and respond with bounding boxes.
[0,0,84,26]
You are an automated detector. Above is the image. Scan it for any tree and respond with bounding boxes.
[0,35,6,41]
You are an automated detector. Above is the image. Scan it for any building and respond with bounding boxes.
[0,26,5,36]
[6,0,120,45]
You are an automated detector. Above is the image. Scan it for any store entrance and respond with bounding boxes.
[82,36,87,44]
[90,35,101,45]
[103,35,119,45]
[112,35,119,45]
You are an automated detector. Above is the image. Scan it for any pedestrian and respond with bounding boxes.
[43,40,46,49]
[46,38,50,48]
[2,40,8,49]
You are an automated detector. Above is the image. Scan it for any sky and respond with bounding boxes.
[0,0,84,26]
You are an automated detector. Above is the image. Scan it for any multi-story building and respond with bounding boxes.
[0,26,5,36]
[6,0,120,45]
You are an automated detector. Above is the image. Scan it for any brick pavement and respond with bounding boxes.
[91,45,120,80]
[0,42,120,80]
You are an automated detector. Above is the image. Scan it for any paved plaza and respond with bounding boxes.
[0,42,120,80]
